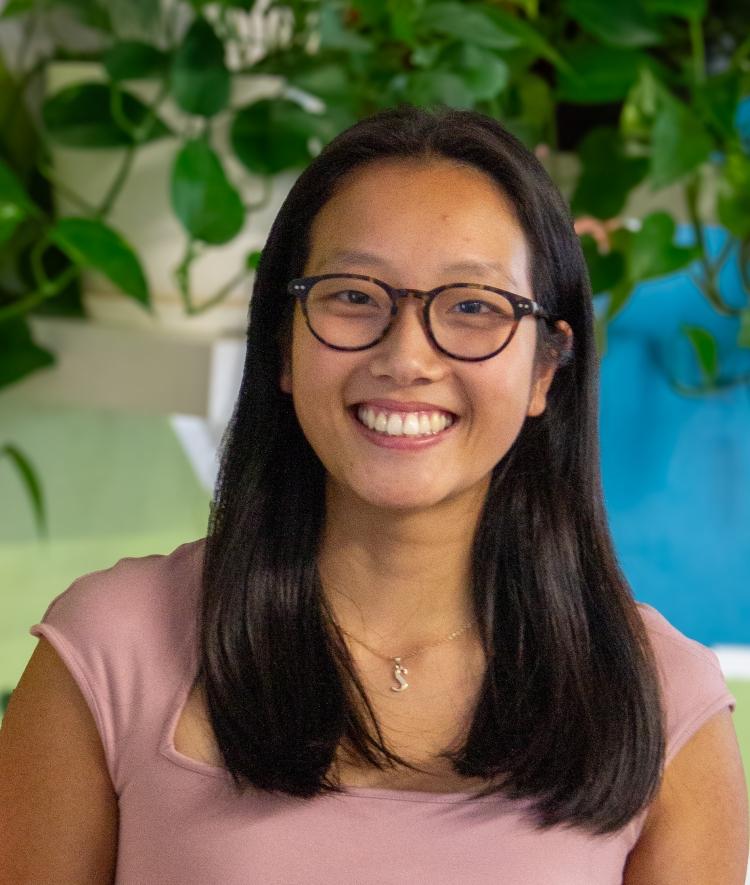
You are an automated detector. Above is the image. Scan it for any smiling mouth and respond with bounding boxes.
[352,404,457,437]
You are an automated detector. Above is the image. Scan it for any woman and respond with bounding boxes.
[1,105,746,883]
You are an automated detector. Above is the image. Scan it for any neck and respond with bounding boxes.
[318,481,486,653]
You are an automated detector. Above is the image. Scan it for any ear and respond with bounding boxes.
[527,321,573,417]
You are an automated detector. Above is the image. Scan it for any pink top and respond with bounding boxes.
[29,538,736,884]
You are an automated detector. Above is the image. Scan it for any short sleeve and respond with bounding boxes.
[29,565,138,794]
[28,540,204,796]
[637,602,737,767]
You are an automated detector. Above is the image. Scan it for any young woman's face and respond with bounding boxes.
[280,159,570,514]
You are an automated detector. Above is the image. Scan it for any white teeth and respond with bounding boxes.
[356,406,455,437]
[402,414,421,436]
[386,413,403,435]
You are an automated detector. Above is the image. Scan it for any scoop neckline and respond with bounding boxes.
[159,669,498,803]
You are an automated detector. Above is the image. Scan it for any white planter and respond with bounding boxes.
[46,62,299,337]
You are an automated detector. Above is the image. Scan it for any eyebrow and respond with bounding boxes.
[313,249,525,292]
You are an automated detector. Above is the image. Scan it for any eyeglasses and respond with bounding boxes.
[287,273,555,362]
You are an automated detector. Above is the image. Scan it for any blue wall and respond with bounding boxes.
[600,227,750,645]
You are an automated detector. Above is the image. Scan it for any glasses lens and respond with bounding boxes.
[306,277,391,348]
[430,287,516,358]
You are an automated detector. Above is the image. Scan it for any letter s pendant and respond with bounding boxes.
[391,657,409,692]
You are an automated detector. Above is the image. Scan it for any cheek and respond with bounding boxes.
[469,366,535,443]
[287,340,351,447]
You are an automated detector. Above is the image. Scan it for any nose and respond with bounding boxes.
[366,293,447,385]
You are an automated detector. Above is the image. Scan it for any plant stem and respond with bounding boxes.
[96,142,137,220]
[712,235,735,278]
[29,237,51,290]
[0,265,79,324]
[174,238,199,313]
[96,80,171,220]
[37,159,98,215]
[0,53,46,140]
[191,267,250,315]
[670,370,750,397]
[684,175,741,317]
[739,238,750,294]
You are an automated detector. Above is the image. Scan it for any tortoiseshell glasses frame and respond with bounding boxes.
[287,273,557,362]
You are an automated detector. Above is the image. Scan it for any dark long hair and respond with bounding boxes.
[197,104,665,836]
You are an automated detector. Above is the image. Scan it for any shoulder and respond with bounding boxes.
[635,602,736,766]
[31,537,205,643]
[621,603,746,883]
[26,538,206,793]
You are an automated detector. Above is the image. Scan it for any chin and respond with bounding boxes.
[349,480,460,514]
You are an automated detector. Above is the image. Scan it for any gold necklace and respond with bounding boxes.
[340,620,476,692]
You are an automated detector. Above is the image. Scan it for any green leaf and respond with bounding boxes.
[58,0,112,31]
[318,4,374,52]
[579,234,627,295]
[641,0,706,20]
[48,217,150,307]
[0,316,55,390]
[1,689,13,717]
[230,100,317,174]
[42,82,171,147]
[564,0,661,47]
[513,73,554,143]
[104,41,169,81]
[738,309,750,349]
[108,0,164,37]
[650,95,714,189]
[288,63,352,100]
[0,442,47,537]
[557,46,645,103]
[0,157,39,246]
[605,278,635,321]
[717,151,750,239]
[285,63,361,133]
[621,65,662,139]
[682,324,718,384]
[386,0,419,45]
[0,0,35,18]
[0,55,38,178]
[170,17,230,117]
[694,70,742,142]
[571,127,649,218]
[441,44,510,102]
[416,2,521,50]
[628,212,698,280]
[483,5,567,68]
[396,70,476,108]
[410,44,442,68]
[171,139,244,245]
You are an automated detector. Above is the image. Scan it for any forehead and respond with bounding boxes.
[305,159,530,289]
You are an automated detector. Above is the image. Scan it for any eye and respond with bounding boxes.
[452,299,497,315]
[333,289,375,305]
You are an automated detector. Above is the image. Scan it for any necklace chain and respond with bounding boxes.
[340,619,476,692]
[340,620,475,663]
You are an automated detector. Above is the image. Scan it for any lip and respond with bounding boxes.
[351,398,458,417]
[348,406,458,450]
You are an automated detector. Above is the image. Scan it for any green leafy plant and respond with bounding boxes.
[0,442,47,537]
[0,0,748,529]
